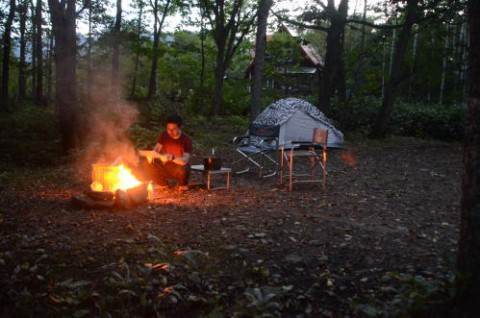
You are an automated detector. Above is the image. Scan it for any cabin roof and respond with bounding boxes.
[246,26,324,76]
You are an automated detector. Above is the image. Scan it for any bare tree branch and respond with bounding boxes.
[270,9,329,32]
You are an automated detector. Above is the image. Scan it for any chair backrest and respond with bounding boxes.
[312,128,328,145]
[249,124,280,138]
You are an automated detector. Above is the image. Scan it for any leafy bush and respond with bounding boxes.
[0,106,58,139]
[0,106,62,167]
[356,270,465,318]
[0,243,223,317]
[128,124,158,150]
[330,96,380,135]
[391,102,465,141]
[330,97,465,141]
[187,115,248,153]
[223,79,251,115]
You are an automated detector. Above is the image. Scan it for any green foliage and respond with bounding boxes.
[187,115,248,152]
[0,242,223,317]
[135,97,185,130]
[356,270,464,318]
[329,96,381,135]
[330,97,465,141]
[390,102,465,141]
[0,106,63,168]
[0,236,320,317]
[0,106,57,138]
[97,246,218,317]
[223,79,251,115]
[158,32,213,102]
[265,33,303,74]
[241,286,282,315]
[128,124,158,150]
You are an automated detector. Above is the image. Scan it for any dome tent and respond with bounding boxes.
[252,97,344,147]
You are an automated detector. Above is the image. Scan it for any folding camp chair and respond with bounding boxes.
[280,128,328,191]
[231,124,280,178]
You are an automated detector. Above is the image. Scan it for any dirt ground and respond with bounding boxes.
[0,138,462,317]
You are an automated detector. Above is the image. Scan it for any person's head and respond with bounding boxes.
[165,115,183,139]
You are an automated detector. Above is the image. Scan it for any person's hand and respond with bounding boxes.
[160,154,173,163]
[154,143,162,153]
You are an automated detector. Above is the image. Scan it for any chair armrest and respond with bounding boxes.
[281,143,300,150]
[233,135,249,144]
[262,137,278,142]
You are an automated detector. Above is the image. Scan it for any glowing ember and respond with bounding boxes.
[91,181,103,192]
[147,183,154,201]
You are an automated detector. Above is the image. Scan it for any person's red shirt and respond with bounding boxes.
[156,131,193,158]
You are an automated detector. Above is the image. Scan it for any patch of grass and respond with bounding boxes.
[0,167,67,191]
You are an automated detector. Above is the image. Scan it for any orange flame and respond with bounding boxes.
[91,163,141,192]
[114,164,142,191]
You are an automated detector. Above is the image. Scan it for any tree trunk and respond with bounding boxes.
[86,3,93,103]
[317,0,348,115]
[1,0,16,108]
[46,30,54,105]
[31,0,37,101]
[389,28,396,76]
[457,0,480,316]
[130,2,144,98]
[372,0,419,138]
[18,0,28,107]
[48,0,78,152]
[205,0,255,116]
[439,24,449,105]
[408,27,419,100]
[250,0,272,122]
[34,0,44,106]
[147,0,171,100]
[352,0,367,95]
[427,29,434,103]
[111,0,122,98]
[199,7,207,114]
[459,21,468,99]
[147,0,160,100]
[213,44,226,116]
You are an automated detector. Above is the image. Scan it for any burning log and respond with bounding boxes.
[71,194,116,209]
[126,182,150,206]
[115,182,150,209]
[115,189,131,209]
[84,190,115,201]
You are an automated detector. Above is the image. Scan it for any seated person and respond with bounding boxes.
[140,115,193,191]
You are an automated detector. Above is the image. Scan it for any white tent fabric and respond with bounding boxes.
[253,97,344,147]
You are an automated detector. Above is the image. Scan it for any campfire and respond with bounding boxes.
[72,157,154,209]
[91,162,142,192]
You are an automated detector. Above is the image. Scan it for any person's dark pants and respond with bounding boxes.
[139,158,190,187]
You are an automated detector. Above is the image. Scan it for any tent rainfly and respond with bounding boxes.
[253,97,344,147]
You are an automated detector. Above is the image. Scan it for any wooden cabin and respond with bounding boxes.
[246,27,324,96]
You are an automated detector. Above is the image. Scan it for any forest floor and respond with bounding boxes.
[0,136,462,317]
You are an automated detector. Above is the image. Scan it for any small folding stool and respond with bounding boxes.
[191,164,231,192]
